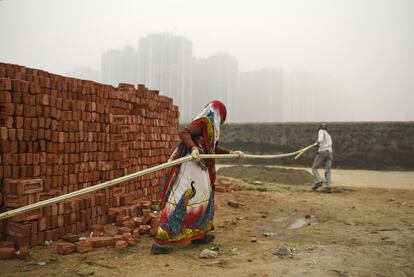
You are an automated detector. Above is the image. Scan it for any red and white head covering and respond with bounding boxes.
[194,100,227,144]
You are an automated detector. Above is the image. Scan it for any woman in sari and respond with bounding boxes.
[151,100,244,254]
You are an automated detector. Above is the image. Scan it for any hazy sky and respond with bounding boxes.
[1,0,413,120]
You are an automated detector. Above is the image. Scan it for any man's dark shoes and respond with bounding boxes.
[191,234,215,244]
[312,182,323,190]
[326,188,332,193]
[151,244,173,255]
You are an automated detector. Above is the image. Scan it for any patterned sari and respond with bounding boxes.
[154,115,218,246]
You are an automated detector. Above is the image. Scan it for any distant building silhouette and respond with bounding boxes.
[96,35,313,123]
[192,52,238,121]
[137,34,193,122]
[66,66,101,83]
[101,46,138,86]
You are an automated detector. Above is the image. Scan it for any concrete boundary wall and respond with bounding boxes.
[219,122,414,170]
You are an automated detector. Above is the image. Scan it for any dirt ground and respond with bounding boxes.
[1,166,413,277]
[217,165,314,185]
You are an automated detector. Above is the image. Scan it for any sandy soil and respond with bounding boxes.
[218,164,414,190]
[1,168,413,277]
[217,166,314,185]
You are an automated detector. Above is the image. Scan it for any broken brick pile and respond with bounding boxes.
[56,199,159,255]
[0,63,179,257]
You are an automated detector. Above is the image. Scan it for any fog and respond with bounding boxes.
[1,0,413,122]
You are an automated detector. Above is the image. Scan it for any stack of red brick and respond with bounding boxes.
[0,63,179,256]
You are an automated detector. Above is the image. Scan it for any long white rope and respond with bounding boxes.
[0,143,317,220]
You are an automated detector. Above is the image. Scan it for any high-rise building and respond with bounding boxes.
[237,69,284,122]
[192,52,239,121]
[101,45,138,86]
[137,34,193,122]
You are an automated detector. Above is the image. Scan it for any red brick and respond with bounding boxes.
[58,202,71,214]
[38,217,47,231]
[29,82,40,93]
[52,228,59,241]
[0,116,13,128]
[120,192,136,206]
[122,221,135,229]
[0,247,15,260]
[124,235,139,246]
[14,104,24,116]
[16,246,31,260]
[7,128,16,140]
[132,229,140,238]
[11,92,22,103]
[43,206,52,217]
[142,200,152,209]
[7,222,31,238]
[0,91,12,102]
[8,235,30,248]
[0,127,9,140]
[115,215,130,226]
[62,233,79,243]
[35,94,49,105]
[117,227,132,235]
[114,240,128,251]
[5,178,43,195]
[0,241,15,248]
[87,236,115,248]
[89,231,100,237]
[11,79,22,91]
[138,225,151,235]
[52,204,58,216]
[9,209,41,222]
[228,199,240,208]
[3,177,17,194]
[142,208,152,216]
[69,224,77,234]
[112,235,124,241]
[31,221,38,233]
[45,230,53,241]
[56,242,75,255]
[90,224,104,233]
[0,78,12,91]
[215,186,227,193]
[75,240,93,253]
[37,192,55,202]
[20,81,29,93]
[142,212,156,225]
[0,103,14,115]
[31,233,39,247]
[38,231,45,244]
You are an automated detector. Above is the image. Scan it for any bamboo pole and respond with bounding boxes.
[0,143,317,220]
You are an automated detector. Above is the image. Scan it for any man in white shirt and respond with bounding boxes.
[312,123,333,193]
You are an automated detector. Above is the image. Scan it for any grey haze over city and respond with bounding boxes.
[1,0,413,122]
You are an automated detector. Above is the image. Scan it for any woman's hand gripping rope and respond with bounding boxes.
[230,150,245,159]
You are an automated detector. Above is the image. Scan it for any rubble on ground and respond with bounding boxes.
[199,249,218,259]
